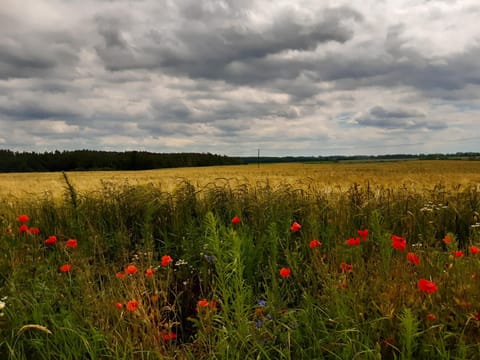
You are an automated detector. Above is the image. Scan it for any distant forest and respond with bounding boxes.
[0,149,479,172]
[0,150,241,172]
[240,152,480,164]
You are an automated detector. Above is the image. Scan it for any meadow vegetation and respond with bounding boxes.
[1,160,480,359]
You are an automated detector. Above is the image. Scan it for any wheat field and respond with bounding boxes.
[1,160,480,198]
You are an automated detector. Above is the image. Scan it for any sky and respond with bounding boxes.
[0,0,479,157]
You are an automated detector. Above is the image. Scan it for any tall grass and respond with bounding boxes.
[1,178,480,359]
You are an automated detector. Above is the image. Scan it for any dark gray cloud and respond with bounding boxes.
[0,89,84,124]
[94,3,362,79]
[0,21,80,80]
[353,106,447,130]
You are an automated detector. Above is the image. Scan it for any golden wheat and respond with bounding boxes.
[1,160,479,198]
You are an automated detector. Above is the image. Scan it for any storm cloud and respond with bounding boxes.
[0,0,479,156]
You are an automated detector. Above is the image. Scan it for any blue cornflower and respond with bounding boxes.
[204,254,214,263]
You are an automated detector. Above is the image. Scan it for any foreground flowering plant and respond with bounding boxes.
[59,264,72,273]
[17,214,29,223]
[407,252,420,266]
[231,216,241,225]
[357,229,369,241]
[418,279,438,294]
[65,239,78,248]
[345,237,361,246]
[452,250,463,258]
[125,265,138,275]
[340,262,353,273]
[162,331,177,341]
[161,255,173,267]
[8,208,480,358]
[391,235,407,251]
[126,300,140,312]
[197,299,217,313]
[45,236,57,246]
[145,268,155,277]
[279,267,291,278]
[309,239,322,248]
[290,221,301,232]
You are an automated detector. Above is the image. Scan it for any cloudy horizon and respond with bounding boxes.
[1,0,479,157]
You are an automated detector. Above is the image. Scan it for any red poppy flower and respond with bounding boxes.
[470,246,479,255]
[442,235,451,244]
[17,214,29,223]
[231,216,241,225]
[358,229,368,240]
[19,224,29,233]
[45,235,57,245]
[391,235,407,251]
[126,300,139,312]
[476,312,480,321]
[161,255,173,267]
[279,267,291,278]
[340,262,353,273]
[116,272,125,279]
[145,268,155,277]
[426,313,436,321]
[197,299,209,308]
[418,279,438,294]
[290,221,301,232]
[125,265,138,275]
[309,239,322,248]
[407,252,420,265]
[452,250,463,258]
[163,332,177,341]
[65,239,78,248]
[60,264,72,273]
[345,237,361,246]
[115,302,124,310]
[28,227,40,235]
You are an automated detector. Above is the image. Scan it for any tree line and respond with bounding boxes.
[1,149,479,172]
[243,152,480,164]
[0,150,242,172]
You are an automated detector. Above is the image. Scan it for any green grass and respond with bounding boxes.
[1,177,480,359]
